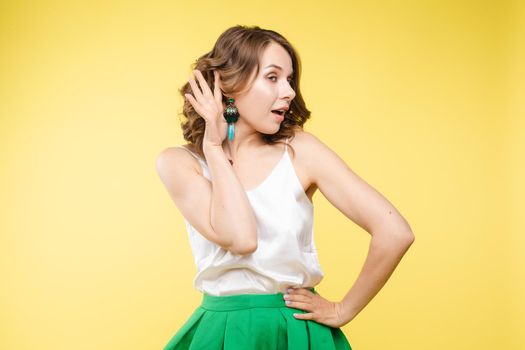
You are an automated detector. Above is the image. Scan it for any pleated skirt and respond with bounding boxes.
[163,288,352,349]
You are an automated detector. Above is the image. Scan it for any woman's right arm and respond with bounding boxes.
[156,144,258,255]
[203,142,258,254]
[156,68,258,255]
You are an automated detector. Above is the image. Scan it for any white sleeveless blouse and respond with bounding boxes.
[178,138,324,296]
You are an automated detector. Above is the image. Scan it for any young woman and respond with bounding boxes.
[156,25,414,349]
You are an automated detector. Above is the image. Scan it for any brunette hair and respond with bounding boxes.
[178,25,311,159]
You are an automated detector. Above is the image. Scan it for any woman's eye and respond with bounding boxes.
[268,76,293,83]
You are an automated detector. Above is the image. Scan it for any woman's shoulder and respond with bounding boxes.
[288,128,326,154]
[288,128,340,188]
[156,144,203,176]
[287,129,328,196]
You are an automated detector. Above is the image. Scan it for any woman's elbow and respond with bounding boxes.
[227,239,258,255]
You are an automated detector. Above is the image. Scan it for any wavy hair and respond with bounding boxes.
[178,25,311,159]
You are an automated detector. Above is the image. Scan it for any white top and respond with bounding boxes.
[177,138,324,296]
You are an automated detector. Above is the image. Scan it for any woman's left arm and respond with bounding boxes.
[336,226,414,325]
[288,131,414,327]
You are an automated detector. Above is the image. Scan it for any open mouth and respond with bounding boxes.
[271,110,285,115]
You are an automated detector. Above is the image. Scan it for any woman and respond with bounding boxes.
[156,25,415,349]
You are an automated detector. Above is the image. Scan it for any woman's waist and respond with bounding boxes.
[200,287,316,311]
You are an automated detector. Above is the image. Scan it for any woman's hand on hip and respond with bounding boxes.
[283,287,347,328]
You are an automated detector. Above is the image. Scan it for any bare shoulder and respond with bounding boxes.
[288,129,337,184]
[155,145,202,178]
[291,129,414,240]
[289,128,326,150]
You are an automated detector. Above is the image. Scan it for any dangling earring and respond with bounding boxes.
[223,98,240,141]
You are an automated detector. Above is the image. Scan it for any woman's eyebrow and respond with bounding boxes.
[264,64,294,76]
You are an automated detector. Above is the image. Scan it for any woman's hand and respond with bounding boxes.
[185,69,228,147]
[283,287,347,328]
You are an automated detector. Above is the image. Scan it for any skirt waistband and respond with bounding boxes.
[201,287,316,311]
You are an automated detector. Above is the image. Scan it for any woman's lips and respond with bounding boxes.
[271,111,284,122]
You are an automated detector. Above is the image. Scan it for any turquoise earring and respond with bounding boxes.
[223,98,240,140]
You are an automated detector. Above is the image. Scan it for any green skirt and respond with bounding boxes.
[163,288,352,349]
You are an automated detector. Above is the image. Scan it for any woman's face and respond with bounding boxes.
[231,42,296,134]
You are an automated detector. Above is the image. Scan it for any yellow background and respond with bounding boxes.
[1,1,523,349]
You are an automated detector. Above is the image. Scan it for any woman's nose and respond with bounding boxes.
[282,85,295,100]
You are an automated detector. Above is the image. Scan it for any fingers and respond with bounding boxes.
[284,295,311,306]
[188,75,204,102]
[188,69,223,116]
[213,70,223,106]
[285,300,314,312]
[283,289,344,327]
[284,289,314,311]
[193,69,214,99]
[293,312,314,320]
[284,293,310,303]
[184,93,205,117]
